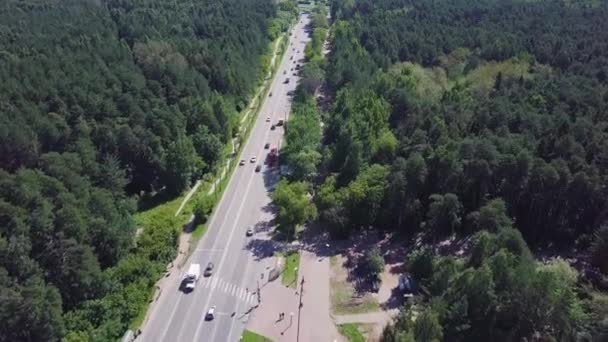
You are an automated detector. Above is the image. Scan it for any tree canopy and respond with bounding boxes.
[0,0,291,339]
[319,0,608,339]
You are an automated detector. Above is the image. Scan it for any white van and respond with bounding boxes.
[183,264,200,291]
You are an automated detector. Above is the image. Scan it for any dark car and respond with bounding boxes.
[255,164,262,172]
[203,262,214,277]
[399,274,416,294]
[264,143,270,149]
[271,125,276,130]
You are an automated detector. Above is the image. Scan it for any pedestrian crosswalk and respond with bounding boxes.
[199,277,258,305]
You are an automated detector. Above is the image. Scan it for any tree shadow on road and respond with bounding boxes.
[244,238,283,261]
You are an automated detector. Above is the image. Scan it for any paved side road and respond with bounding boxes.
[136,15,311,342]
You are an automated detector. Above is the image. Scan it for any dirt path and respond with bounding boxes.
[333,311,395,325]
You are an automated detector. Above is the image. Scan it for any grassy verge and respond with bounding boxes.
[337,323,366,342]
[241,329,273,342]
[281,251,301,287]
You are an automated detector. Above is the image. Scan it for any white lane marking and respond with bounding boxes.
[191,156,266,341]
[157,287,184,341]
[211,277,218,289]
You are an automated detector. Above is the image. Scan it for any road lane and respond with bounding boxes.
[138,14,311,342]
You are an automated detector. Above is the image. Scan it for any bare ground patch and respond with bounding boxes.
[330,255,380,315]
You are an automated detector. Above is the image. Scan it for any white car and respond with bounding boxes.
[205,306,216,321]
[239,159,245,166]
[246,227,254,236]
[250,156,257,163]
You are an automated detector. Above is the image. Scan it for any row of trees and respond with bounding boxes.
[270,4,329,239]
[319,0,608,339]
[0,0,292,340]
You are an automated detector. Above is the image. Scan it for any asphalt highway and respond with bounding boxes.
[138,14,311,342]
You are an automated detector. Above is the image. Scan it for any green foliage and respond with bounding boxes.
[271,180,317,239]
[304,4,329,62]
[165,135,203,195]
[193,195,215,225]
[242,329,273,342]
[282,99,322,181]
[338,323,366,342]
[407,249,434,283]
[591,225,608,273]
[413,309,443,342]
[0,0,286,339]
[391,229,587,340]
[425,193,463,235]
[281,251,301,287]
[322,0,608,339]
[366,247,385,280]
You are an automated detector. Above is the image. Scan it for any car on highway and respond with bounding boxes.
[239,159,245,166]
[264,143,270,149]
[255,164,261,172]
[266,116,271,122]
[205,306,216,321]
[283,70,286,74]
[269,91,272,97]
[271,124,276,130]
[246,227,254,236]
[250,156,257,163]
[284,78,290,84]
[203,262,214,277]
[293,72,297,76]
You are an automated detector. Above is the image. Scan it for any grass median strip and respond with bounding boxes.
[241,329,273,342]
[281,251,300,287]
[337,323,366,342]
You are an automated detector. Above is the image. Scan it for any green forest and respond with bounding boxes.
[0,0,295,340]
[309,0,608,340]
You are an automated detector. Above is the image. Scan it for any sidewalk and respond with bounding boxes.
[247,251,344,342]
